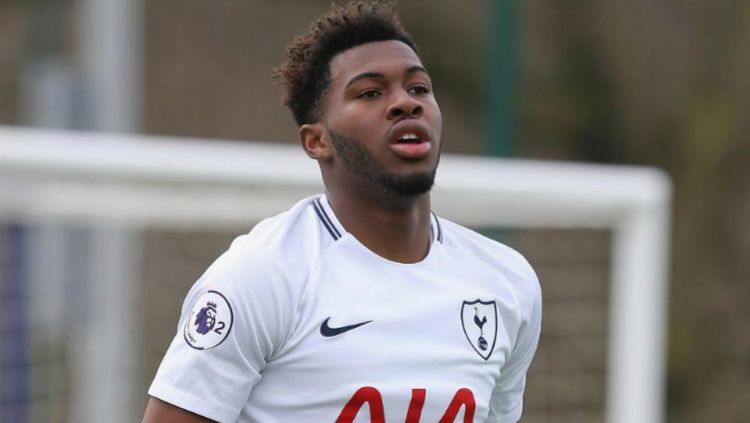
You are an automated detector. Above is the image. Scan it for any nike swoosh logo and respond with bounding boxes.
[320,317,373,337]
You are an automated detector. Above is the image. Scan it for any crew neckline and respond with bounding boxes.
[315,193,443,266]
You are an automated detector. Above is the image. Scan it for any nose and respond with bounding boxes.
[386,90,423,120]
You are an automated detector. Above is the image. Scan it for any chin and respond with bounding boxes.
[379,170,436,196]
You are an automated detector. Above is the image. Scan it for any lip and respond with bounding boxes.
[387,120,433,159]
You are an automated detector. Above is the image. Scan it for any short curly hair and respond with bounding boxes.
[273,1,419,126]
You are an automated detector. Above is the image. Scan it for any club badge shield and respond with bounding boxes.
[461,299,498,361]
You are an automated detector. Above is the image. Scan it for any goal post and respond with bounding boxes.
[0,125,671,423]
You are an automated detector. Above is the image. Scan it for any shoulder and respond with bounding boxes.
[177,195,332,353]
[185,195,331,308]
[438,217,541,309]
[439,217,537,282]
[215,195,329,273]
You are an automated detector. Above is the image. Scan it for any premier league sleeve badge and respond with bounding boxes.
[184,290,234,350]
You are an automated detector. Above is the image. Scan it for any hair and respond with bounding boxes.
[273,1,419,126]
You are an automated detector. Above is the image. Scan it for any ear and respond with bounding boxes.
[299,123,334,161]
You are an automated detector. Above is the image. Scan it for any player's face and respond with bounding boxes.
[321,40,443,196]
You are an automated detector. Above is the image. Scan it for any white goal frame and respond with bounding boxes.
[0,125,671,423]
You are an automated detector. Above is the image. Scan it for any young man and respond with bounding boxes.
[142,2,541,422]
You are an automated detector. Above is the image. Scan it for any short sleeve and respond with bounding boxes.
[148,237,295,423]
[487,273,542,423]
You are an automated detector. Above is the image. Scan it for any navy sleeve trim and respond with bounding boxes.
[313,199,341,240]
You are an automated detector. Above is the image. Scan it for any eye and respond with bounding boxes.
[409,85,430,95]
[357,89,381,99]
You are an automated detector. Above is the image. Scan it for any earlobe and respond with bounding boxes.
[299,123,333,161]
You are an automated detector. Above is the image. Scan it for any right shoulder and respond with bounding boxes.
[187,194,334,301]
[174,195,334,359]
[148,195,338,422]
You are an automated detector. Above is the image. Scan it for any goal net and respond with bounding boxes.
[0,125,671,423]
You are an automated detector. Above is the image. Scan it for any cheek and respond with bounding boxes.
[427,101,443,137]
[335,105,381,136]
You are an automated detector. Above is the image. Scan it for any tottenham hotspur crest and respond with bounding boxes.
[184,290,233,350]
[461,299,498,361]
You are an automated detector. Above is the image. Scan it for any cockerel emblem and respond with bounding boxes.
[461,299,498,360]
[473,307,489,351]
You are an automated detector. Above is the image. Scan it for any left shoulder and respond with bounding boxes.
[437,216,541,303]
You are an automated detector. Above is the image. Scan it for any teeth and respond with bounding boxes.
[399,133,419,141]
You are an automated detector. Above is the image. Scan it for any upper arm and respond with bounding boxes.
[146,241,297,422]
[487,272,543,422]
[142,397,216,423]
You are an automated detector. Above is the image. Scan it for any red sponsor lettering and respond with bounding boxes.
[336,387,385,423]
[438,388,476,423]
[336,387,476,423]
[404,389,426,423]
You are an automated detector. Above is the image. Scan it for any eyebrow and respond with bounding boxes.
[344,65,429,89]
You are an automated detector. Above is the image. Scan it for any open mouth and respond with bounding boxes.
[390,131,431,159]
[388,121,433,159]
[396,133,423,144]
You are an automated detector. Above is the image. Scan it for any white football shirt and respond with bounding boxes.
[148,194,541,423]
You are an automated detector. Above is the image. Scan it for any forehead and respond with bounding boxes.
[329,40,424,83]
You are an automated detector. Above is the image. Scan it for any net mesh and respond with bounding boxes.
[515,229,610,423]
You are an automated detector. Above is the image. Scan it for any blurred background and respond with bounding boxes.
[1,0,748,422]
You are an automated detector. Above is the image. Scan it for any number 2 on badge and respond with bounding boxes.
[213,321,225,335]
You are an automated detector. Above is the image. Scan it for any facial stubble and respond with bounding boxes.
[327,128,440,197]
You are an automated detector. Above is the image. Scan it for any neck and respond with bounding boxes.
[325,188,433,264]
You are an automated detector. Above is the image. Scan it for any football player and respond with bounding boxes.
[143,2,541,422]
